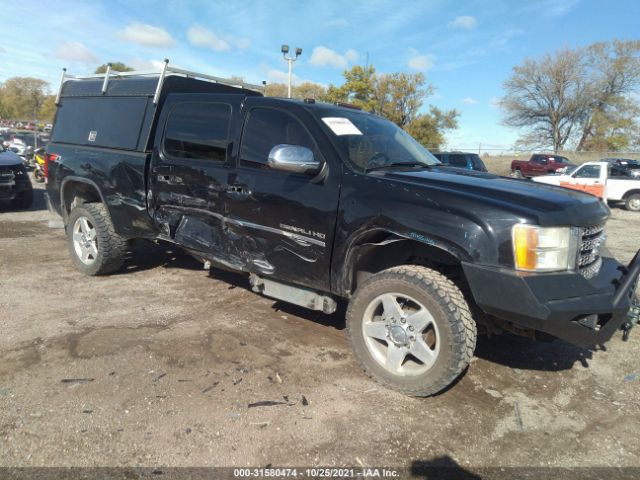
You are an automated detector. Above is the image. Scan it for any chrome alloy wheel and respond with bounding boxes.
[362,293,440,376]
[72,216,98,265]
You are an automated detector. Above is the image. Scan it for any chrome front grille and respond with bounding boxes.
[579,223,605,278]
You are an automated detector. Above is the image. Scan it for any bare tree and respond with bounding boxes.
[576,40,640,150]
[500,41,640,153]
[500,49,590,152]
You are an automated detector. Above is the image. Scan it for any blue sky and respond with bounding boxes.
[1,0,639,150]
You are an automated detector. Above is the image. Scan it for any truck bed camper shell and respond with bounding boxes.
[51,59,263,152]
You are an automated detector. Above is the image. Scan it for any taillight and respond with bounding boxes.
[44,153,59,179]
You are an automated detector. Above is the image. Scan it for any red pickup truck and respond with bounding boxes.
[511,154,575,178]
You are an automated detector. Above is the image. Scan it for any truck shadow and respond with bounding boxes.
[474,333,602,371]
[117,240,204,274]
[0,188,47,212]
[410,456,482,479]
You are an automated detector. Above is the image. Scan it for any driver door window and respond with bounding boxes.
[240,108,316,169]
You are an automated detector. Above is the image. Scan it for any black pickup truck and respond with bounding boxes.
[45,63,640,396]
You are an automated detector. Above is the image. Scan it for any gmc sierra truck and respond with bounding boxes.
[45,62,640,396]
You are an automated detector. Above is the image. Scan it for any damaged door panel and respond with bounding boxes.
[148,96,239,260]
[226,100,340,290]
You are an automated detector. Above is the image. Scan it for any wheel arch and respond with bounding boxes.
[622,189,640,200]
[339,228,472,297]
[60,176,107,220]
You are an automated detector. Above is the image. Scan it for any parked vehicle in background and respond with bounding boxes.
[431,151,488,172]
[45,63,640,396]
[533,161,640,212]
[511,154,575,178]
[44,123,53,132]
[603,158,640,178]
[0,146,33,208]
[33,147,46,182]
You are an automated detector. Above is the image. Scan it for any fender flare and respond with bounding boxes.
[337,227,473,296]
[59,176,108,218]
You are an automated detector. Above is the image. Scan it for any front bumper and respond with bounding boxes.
[0,177,31,200]
[462,248,640,347]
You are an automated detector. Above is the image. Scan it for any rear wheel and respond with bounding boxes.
[625,194,640,212]
[346,265,477,396]
[67,203,127,275]
[512,168,523,178]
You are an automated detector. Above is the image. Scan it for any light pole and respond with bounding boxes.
[281,45,302,99]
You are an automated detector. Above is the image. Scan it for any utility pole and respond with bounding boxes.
[281,45,302,99]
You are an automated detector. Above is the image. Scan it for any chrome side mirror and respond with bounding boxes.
[267,144,322,175]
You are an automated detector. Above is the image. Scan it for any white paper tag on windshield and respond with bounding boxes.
[322,117,362,136]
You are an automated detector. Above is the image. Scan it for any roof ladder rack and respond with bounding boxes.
[55,59,266,106]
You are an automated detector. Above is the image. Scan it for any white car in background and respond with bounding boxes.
[533,161,640,212]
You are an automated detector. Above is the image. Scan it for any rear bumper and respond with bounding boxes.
[462,249,640,347]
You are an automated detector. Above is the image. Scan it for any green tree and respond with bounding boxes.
[323,65,377,110]
[264,82,327,99]
[374,72,431,127]
[0,77,50,120]
[94,62,134,74]
[405,107,459,150]
[323,64,458,150]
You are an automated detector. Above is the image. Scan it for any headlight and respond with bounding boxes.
[512,224,579,272]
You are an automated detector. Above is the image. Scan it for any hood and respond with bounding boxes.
[0,150,25,167]
[373,166,608,226]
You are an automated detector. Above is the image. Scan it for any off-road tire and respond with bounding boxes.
[625,193,640,212]
[67,203,127,275]
[11,189,33,209]
[347,265,477,397]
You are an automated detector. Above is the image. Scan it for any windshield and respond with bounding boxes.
[316,110,441,172]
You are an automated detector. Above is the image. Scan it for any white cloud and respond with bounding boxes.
[540,0,579,16]
[462,97,478,105]
[0,46,6,53]
[308,46,358,69]
[327,18,349,27]
[119,22,175,48]
[128,58,167,71]
[267,68,300,85]
[408,53,436,71]
[55,41,98,63]
[187,25,250,52]
[448,15,477,29]
[490,97,501,109]
[345,49,359,63]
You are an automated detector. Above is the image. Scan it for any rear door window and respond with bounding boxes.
[164,102,231,161]
[448,154,468,168]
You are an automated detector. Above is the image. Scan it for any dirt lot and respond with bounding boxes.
[1,177,639,470]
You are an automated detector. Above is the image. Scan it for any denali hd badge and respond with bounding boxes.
[280,223,326,240]
[88,131,97,142]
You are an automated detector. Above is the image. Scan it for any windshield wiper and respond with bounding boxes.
[365,162,436,172]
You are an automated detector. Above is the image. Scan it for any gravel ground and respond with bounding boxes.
[0,176,639,470]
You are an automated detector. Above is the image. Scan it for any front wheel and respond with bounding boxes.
[67,203,127,275]
[346,265,477,396]
[625,194,640,212]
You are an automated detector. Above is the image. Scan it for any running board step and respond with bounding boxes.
[249,274,337,314]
